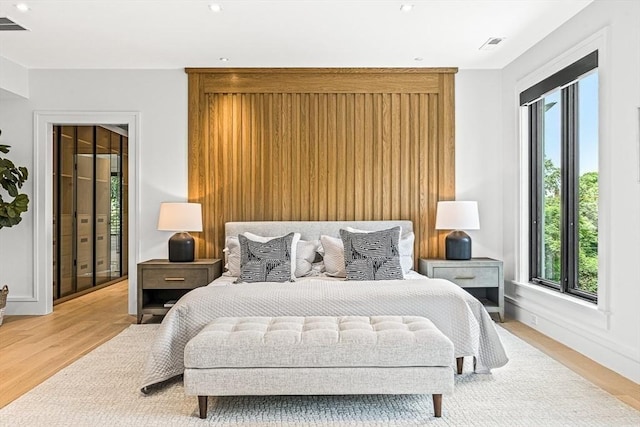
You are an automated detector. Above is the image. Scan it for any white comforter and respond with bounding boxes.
[141,274,508,390]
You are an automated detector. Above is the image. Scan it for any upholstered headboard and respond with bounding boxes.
[226,221,413,241]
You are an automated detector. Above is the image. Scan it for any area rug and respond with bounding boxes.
[1,324,638,427]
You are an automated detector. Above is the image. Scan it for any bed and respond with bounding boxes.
[141,221,508,390]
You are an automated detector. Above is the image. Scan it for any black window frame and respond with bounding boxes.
[523,50,598,302]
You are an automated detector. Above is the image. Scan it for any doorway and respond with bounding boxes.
[52,125,129,302]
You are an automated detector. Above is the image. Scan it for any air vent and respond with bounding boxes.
[479,37,505,51]
[0,17,28,31]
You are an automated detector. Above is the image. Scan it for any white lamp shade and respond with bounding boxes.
[435,201,480,230]
[157,202,203,232]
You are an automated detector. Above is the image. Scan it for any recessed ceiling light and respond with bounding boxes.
[400,4,414,12]
[479,37,506,51]
[414,57,423,62]
[15,3,30,12]
[219,57,229,62]
[208,4,222,12]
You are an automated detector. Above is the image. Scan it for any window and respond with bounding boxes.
[522,51,599,301]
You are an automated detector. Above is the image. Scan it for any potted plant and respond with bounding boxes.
[0,129,29,324]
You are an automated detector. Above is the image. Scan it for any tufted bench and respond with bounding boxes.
[184,316,455,418]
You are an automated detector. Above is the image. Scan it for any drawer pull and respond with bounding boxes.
[164,277,185,282]
[454,275,476,280]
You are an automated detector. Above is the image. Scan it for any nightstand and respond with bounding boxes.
[419,258,504,322]
[137,258,222,324]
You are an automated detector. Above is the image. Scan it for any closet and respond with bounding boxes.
[52,125,128,301]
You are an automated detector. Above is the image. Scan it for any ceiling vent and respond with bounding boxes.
[479,37,505,51]
[0,17,28,31]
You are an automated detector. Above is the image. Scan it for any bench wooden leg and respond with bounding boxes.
[433,394,442,417]
[456,357,463,374]
[198,395,208,419]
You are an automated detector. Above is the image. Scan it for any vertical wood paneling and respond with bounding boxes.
[318,94,328,220]
[348,94,356,220]
[382,94,392,220]
[418,94,429,260]
[353,94,364,220]
[391,93,401,219]
[428,95,440,257]
[363,94,373,220]
[410,94,421,260]
[188,69,456,261]
[400,94,411,222]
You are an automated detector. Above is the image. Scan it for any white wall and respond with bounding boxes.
[455,70,503,260]
[0,69,188,315]
[0,56,29,99]
[501,0,640,382]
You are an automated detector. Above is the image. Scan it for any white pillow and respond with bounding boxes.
[294,239,321,277]
[319,235,347,278]
[241,232,301,281]
[345,226,415,274]
[223,236,241,277]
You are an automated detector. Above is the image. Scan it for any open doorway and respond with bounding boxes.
[52,125,129,302]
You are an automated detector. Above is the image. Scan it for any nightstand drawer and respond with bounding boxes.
[432,266,499,288]
[142,268,209,289]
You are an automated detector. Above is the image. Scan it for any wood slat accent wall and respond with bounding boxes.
[187,68,457,262]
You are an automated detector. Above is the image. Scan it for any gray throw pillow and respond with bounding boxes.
[339,227,404,281]
[236,233,294,283]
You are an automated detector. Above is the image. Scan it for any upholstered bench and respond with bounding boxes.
[183,316,455,419]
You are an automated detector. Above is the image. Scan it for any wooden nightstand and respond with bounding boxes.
[137,259,222,324]
[419,258,504,322]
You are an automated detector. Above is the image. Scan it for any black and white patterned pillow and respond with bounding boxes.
[339,227,404,281]
[236,233,294,283]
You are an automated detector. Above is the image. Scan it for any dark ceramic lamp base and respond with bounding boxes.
[445,230,472,260]
[168,232,195,262]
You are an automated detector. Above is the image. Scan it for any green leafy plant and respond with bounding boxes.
[0,130,29,229]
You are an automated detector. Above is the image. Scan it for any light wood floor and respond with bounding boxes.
[0,280,134,408]
[0,280,638,411]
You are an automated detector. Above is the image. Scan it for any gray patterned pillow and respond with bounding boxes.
[339,227,404,281]
[236,233,295,283]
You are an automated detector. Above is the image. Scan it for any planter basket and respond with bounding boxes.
[0,285,8,326]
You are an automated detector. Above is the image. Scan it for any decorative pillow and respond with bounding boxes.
[339,227,404,281]
[243,232,315,278]
[236,233,295,283]
[319,235,347,277]
[345,226,415,274]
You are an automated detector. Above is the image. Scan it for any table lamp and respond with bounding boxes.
[157,202,203,262]
[435,201,480,260]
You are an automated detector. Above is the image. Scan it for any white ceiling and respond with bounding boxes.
[0,0,593,69]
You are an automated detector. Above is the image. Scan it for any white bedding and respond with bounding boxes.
[141,273,509,390]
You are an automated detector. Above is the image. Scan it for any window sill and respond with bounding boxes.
[507,280,610,331]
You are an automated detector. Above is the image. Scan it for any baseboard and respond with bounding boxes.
[506,299,640,384]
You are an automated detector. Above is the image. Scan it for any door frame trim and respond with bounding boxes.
[33,111,140,314]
